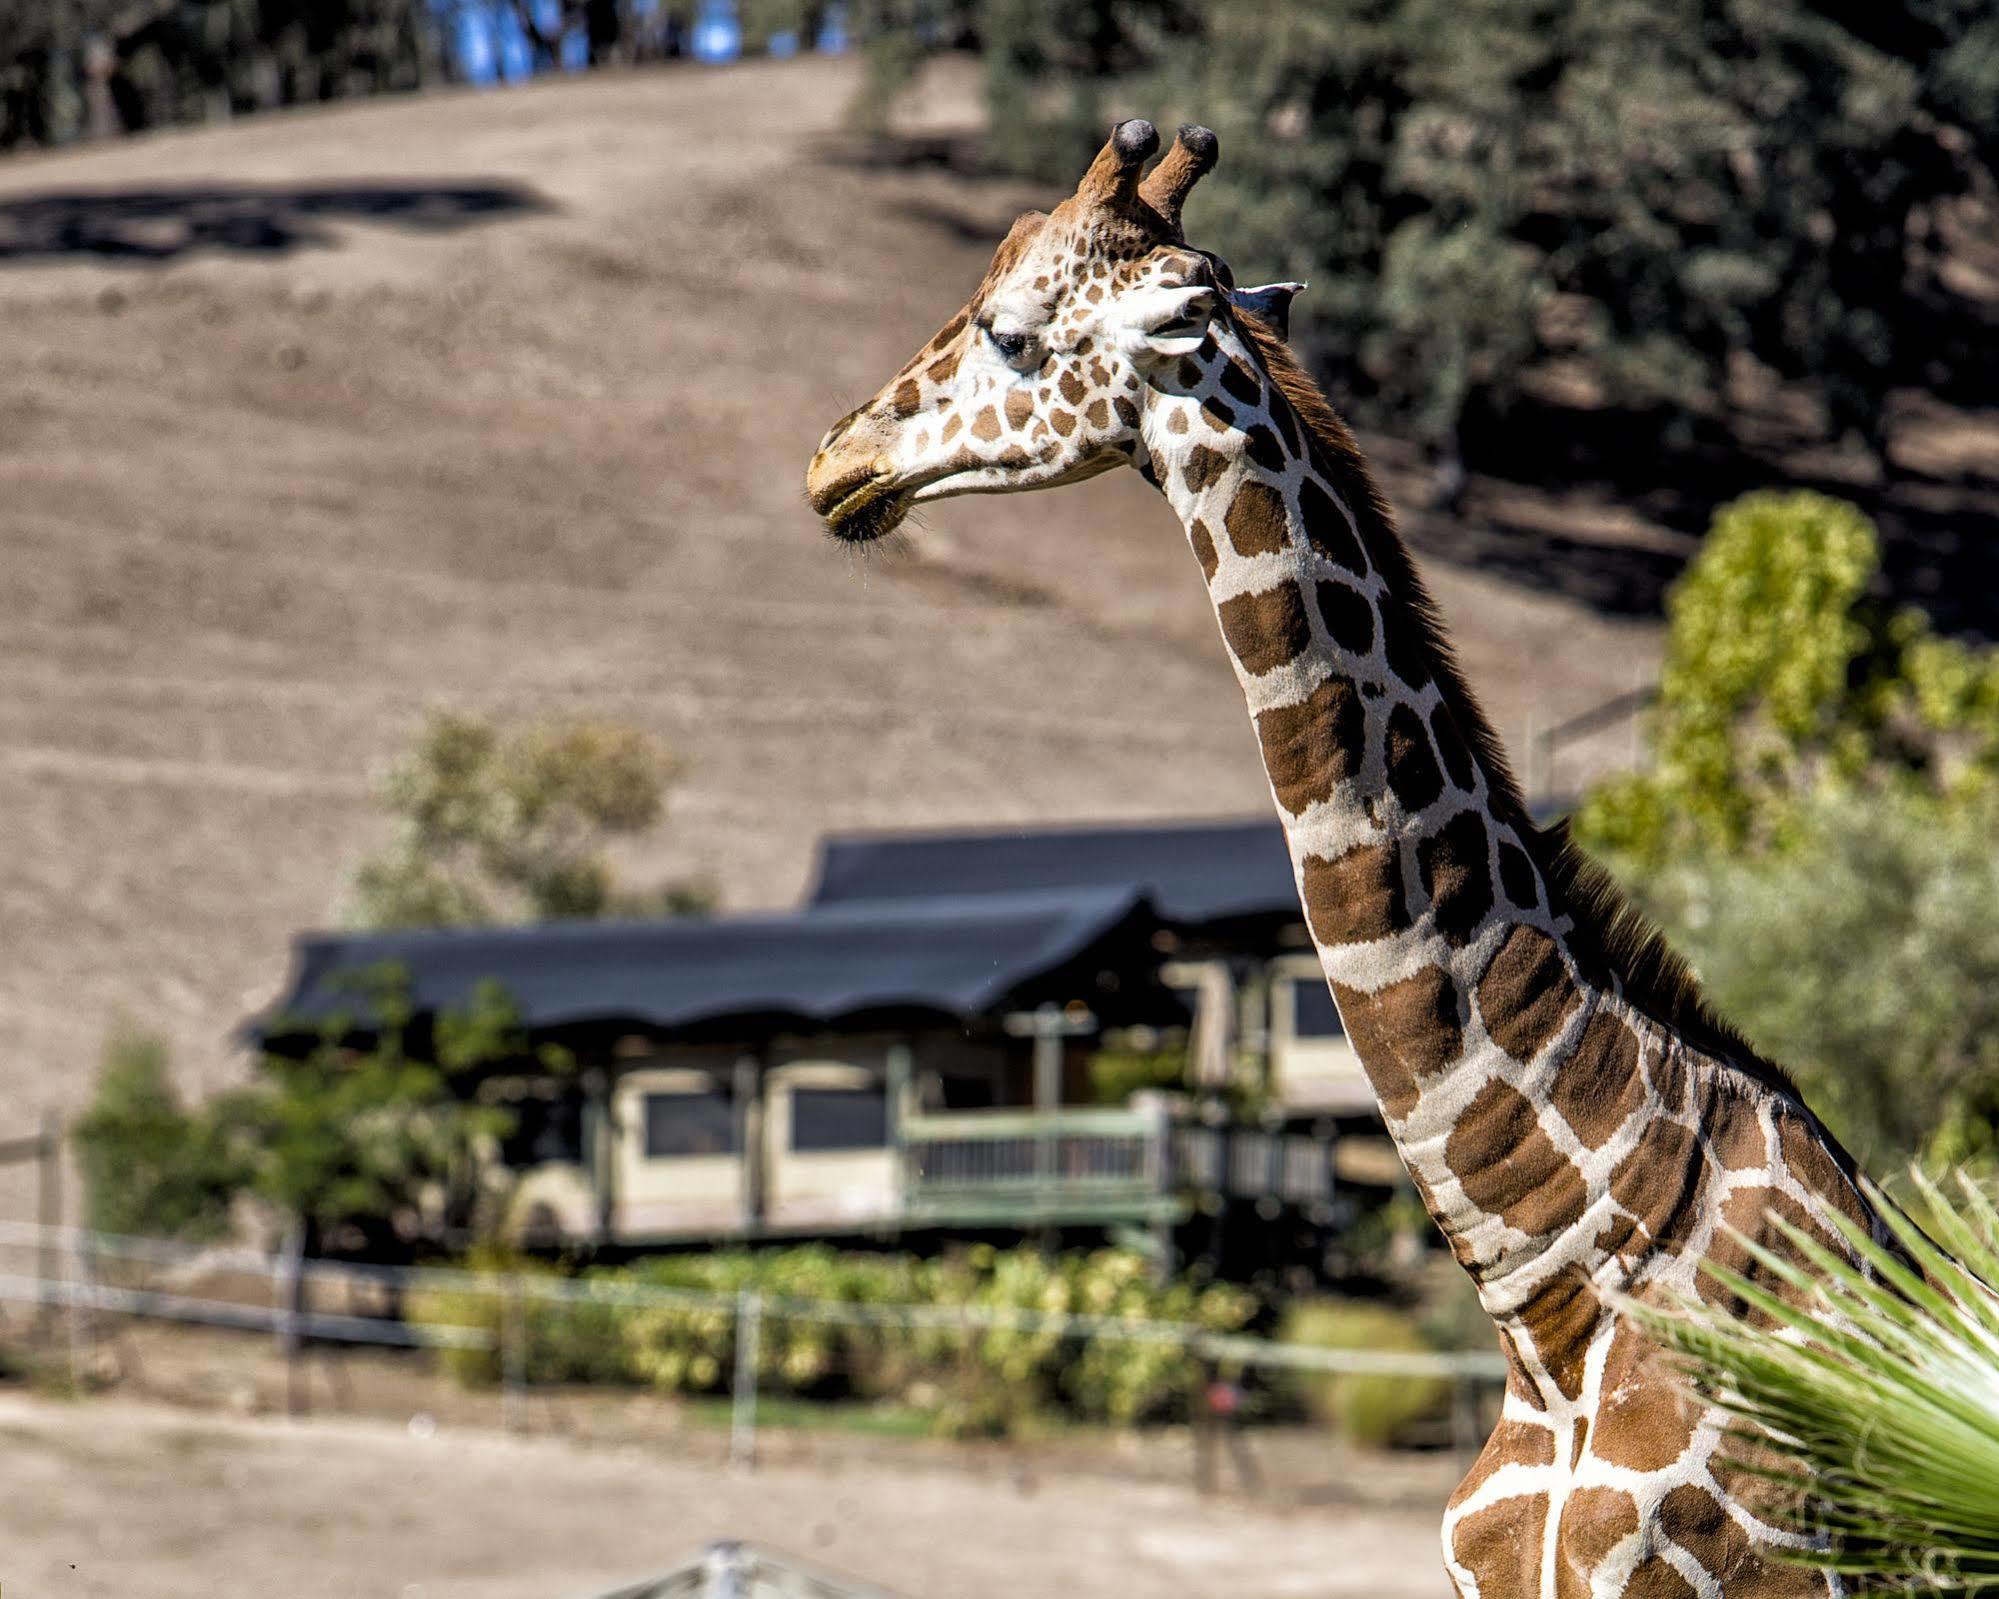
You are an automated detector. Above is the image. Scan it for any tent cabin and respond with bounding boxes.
[807,818,1372,1117]
[251,819,1398,1272]
[254,886,1244,1250]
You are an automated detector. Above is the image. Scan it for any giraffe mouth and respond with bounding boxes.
[823,479,913,545]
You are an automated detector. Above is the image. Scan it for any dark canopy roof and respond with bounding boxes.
[253,886,1170,1045]
[808,818,1299,927]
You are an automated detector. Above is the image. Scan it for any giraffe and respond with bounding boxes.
[805,120,1885,1598]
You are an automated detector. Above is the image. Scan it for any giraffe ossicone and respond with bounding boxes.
[808,118,1878,1599]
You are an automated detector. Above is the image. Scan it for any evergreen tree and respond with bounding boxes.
[871,1,1999,480]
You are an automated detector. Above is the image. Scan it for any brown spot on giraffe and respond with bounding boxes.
[1300,841,1406,948]
[1384,702,1445,813]
[1477,926,1582,1064]
[1446,1078,1587,1239]
[1331,964,1461,1119]
[1003,389,1034,430]
[1188,519,1219,580]
[1550,1009,1646,1148]
[1658,1485,1757,1585]
[1216,581,1312,676]
[1417,810,1494,944]
[1300,477,1366,571]
[1256,675,1364,815]
[1451,1492,1547,1599]
[1555,1487,1640,1599]
[1224,481,1289,557]
[971,407,1002,442]
[1182,445,1230,494]
[1517,1267,1605,1401]
[1314,578,1375,656]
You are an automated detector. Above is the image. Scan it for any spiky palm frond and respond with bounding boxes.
[1633,1171,1999,1593]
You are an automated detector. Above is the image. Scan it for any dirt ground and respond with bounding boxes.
[0,1388,1458,1599]
[0,55,1668,1163]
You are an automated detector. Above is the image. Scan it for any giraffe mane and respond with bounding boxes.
[1232,312,1803,1104]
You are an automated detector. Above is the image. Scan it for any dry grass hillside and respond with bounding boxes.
[0,56,1676,1155]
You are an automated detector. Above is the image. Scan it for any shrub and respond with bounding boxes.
[412,1242,1258,1438]
[1280,1299,1448,1448]
[71,1028,240,1241]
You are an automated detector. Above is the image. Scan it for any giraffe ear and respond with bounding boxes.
[1115,284,1218,362]
[1229,282,1306,341]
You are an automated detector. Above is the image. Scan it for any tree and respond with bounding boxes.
[71,1028,242,1240]
[1578,490,1999,867]
[350,709,712,929]
[860,1,1999,479]
[1573,492,1999,1165]
[226,968,551,1253]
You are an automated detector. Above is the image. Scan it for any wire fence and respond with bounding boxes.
[0,1219,1506,1492]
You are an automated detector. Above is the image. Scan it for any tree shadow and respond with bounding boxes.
[0,181,550,264]
[1406,387,1999,641]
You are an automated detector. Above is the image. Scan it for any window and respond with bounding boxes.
[499,1096,584,1167]
[789,1086,888,1152]
[1291,978,1347,1039]
[643,1090,738,1159]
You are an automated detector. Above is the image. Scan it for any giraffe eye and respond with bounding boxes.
[986,326,1035,367]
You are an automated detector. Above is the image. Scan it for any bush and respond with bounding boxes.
[1279,1299,1448,1448]
[71,1028,240,1241]
[410,1242,1256,1438]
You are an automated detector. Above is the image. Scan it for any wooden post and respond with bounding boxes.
[885,1040,913,1227]
[582,1068,614,1246]
[730,1288,762,1472]
[734,1052,765,1232]
[36,1111,61,1344]
[500,1274,525,1433]
[276,1219,306,1418]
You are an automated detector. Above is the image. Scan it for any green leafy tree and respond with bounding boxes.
[350,709,712,929]
[1573,492,1999,1165]
[71,1028,242,1240]
[229,968,553,1252]
[1578,490,1999,867]
[860,1,1998,478]
[1631,789,1999,1167]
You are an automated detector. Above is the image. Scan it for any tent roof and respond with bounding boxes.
[807,818,1298,928]
[252,886,1163,1045]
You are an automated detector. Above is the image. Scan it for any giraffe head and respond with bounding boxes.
[806,120,1288,542]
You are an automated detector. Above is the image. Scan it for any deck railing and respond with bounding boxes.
[896,1105,1339,1225]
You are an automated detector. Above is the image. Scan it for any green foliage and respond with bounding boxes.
[1637,1170,1999,1591]
[1619,789,1999,1169]
[231,968,549,1246]
[1085,1044,1186,1105]
[71,1028,241,1241]
[859,3,1996,464]
[350,709,711,929]
[1569,492,1999,1165]
[412,1242,1257,1437]
[1278,1298,1448,1447]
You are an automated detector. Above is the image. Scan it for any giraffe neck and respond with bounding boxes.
[1138,317,1635,1301]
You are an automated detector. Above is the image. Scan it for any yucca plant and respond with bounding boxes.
[1635,1171,1999,1593]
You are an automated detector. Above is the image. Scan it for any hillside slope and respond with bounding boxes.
[0,57,1661,1148]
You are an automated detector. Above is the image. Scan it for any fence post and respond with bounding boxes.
[275,1219,306,1418]
[36,1111,61,1345]
[501,1273,525,1433]
[730,1288,761,1473]
[68,1225,93,1391]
